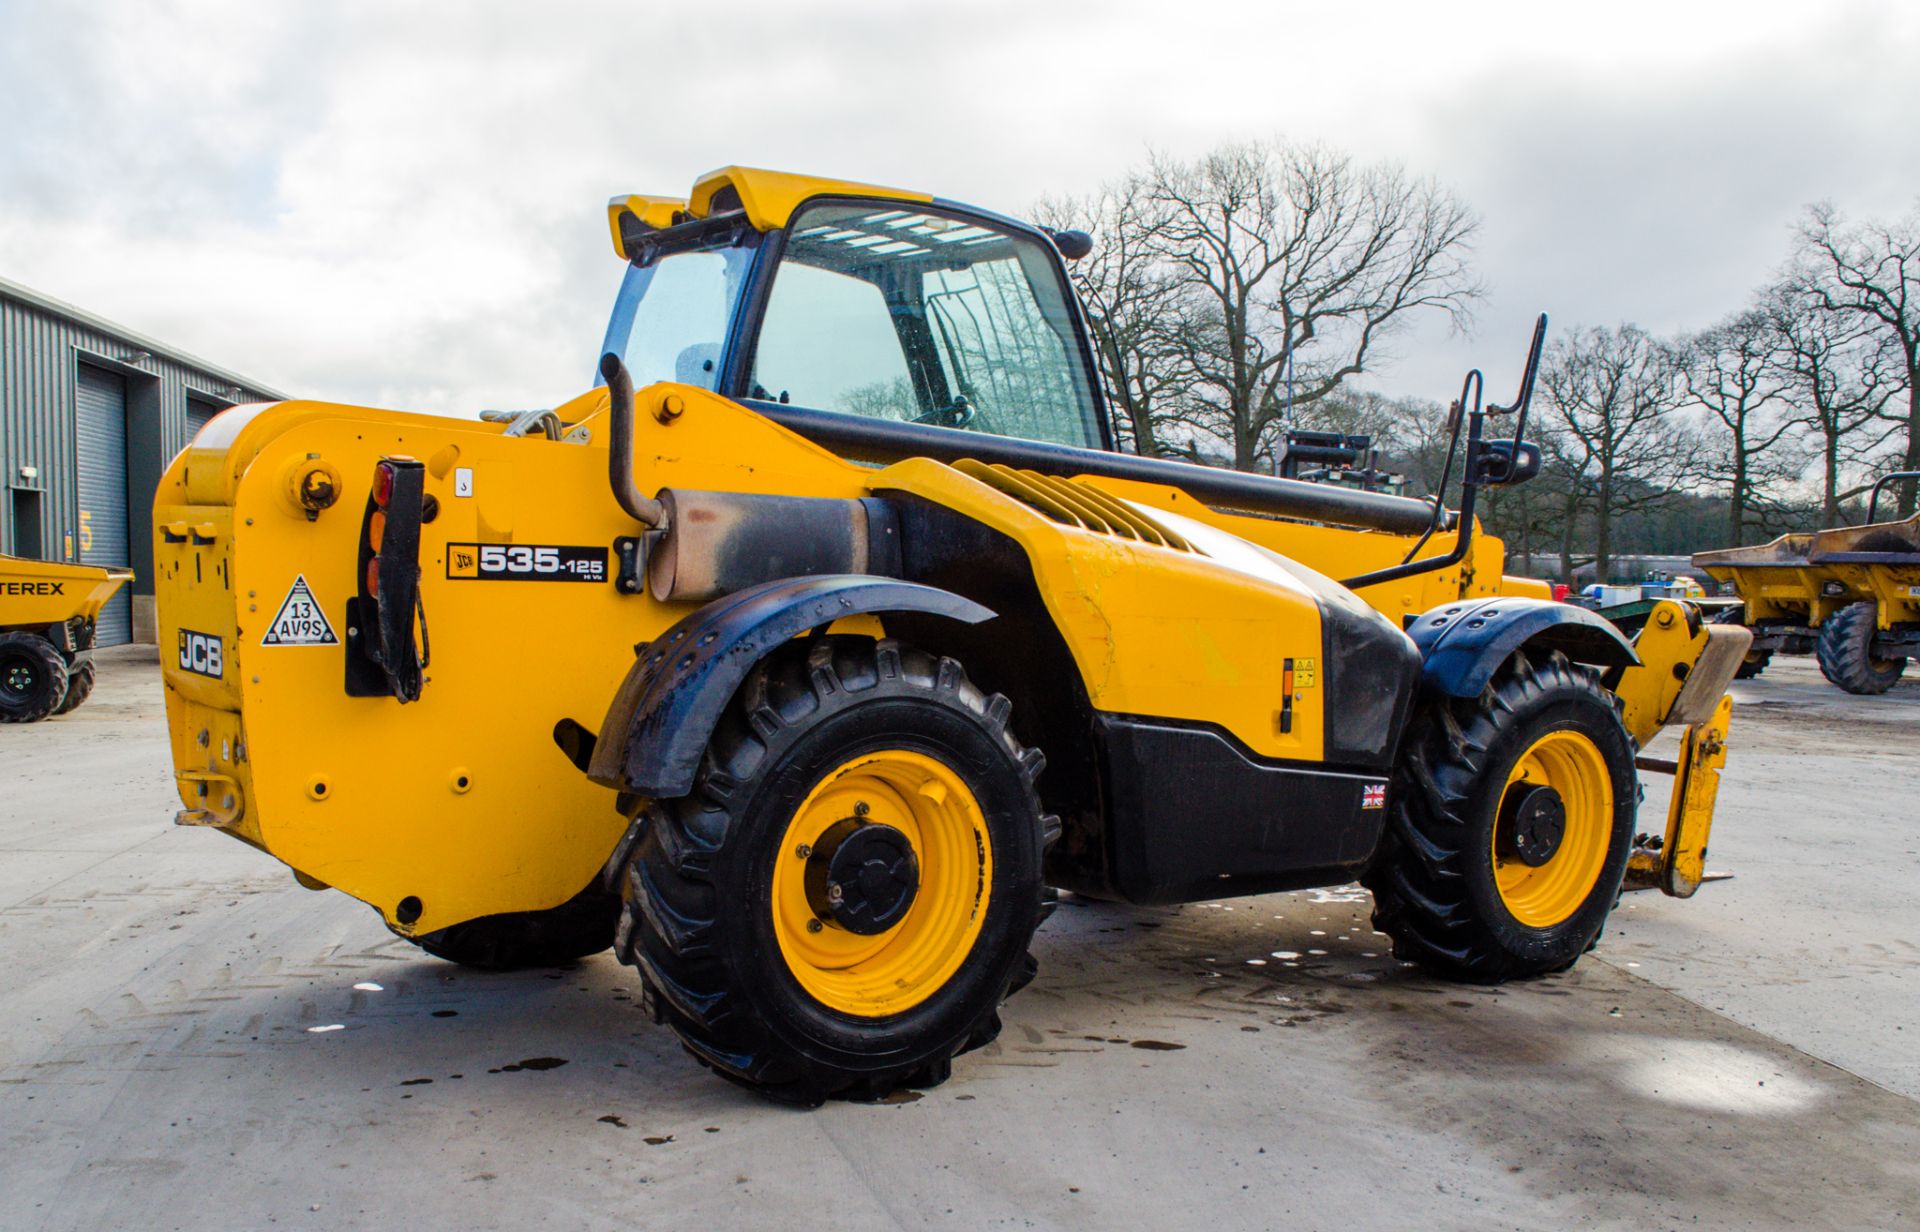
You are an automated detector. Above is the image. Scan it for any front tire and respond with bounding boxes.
[1817,601,1906,695]
[611,636,1056,1104]
[0,633,69,724]
[1364,649,1637,983]
[53,659,96,715]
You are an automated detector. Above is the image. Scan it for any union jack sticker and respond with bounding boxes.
[1361,783,1387,810]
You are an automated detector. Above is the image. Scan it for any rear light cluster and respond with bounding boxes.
[348,455,430,703]
[364,459,407,597]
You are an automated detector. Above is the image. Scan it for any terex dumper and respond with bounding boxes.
[1696,472,1920,695]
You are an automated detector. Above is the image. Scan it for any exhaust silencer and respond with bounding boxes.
[648,489,900,603]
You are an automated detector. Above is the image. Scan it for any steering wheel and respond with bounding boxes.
[913,396,976,429]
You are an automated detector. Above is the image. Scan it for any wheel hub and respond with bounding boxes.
[1497,782,1566,868]
[804,816,920,935]
[3,661,33,696]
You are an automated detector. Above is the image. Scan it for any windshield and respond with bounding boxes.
[749,203,1105,451]
[598,243,755,390]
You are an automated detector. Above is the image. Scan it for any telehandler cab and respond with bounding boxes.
[156,167,1750,1103]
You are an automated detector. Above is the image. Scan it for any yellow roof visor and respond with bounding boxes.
[606,165,933,259]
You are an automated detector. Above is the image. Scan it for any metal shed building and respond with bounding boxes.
[2,276,284,645]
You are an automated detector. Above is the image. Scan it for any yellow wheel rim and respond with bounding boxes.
[1491,730,1613,929]
[771,749,992,1017]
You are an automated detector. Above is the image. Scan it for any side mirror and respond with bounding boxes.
[1474,439,1542,487]
[1050,229,1094,260]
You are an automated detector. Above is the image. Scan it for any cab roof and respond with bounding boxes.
[606,165,933,260]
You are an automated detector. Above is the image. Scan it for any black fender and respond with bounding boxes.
[586,574,995,798]
[1409,597,1638,698]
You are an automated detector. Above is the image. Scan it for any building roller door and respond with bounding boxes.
[74,364,131,646]
[186,396,219,439]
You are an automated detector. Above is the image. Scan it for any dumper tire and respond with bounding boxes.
[610,635,1056,1106]
[1707,607,1768,678]
[0,633,69,724]
[52,659,96,716]
[1363,648,1637,984]
[1816,601,1906,696]
[402,883,620,969]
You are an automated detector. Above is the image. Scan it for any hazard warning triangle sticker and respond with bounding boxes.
[261,575,339,646]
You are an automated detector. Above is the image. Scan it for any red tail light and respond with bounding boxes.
[372,461,397,508]
[365,557,381,596]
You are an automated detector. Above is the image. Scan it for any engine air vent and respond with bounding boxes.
[952,459,1196,553]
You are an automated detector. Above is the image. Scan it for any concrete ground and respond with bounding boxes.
[3,648,1918,1231]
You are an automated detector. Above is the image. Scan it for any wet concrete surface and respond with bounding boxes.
[3,647,1918,1230]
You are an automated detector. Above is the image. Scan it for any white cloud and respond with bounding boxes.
[2,0,1916,414]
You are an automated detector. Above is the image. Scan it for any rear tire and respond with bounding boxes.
[0,633,69,724]
[401,884,620,969]
[53,659,96,715]
[1363,649,1638,984]
[611,636,1056,1105]
[1816,601,1906,695]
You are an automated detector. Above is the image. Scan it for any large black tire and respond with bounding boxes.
[1363,649,1638,984]
[52,658,96,715]
[401,883,620,969]
[0,633,69,724]
[1817,601,1907,696]
[610,636,1056,1105]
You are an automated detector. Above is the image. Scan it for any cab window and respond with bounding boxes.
[750,202,1104,450]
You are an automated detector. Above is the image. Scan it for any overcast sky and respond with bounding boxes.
[3,0,1917,416]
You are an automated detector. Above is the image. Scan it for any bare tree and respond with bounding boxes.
[1538,325,1696,582]
[1676,309,1795,544]
[1035,180,1187,457]
[1766,285,1902,522]
[1793,202,1920,513]
[1139,141,1480,470]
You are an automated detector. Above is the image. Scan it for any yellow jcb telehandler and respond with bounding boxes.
[155,167,1750,1102]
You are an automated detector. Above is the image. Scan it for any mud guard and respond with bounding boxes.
[586,574,994,798]
[1410,597,1639,698]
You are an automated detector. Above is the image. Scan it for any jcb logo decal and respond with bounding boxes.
[177,629,224,678]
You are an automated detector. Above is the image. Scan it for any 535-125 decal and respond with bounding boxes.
[446,543,608,583]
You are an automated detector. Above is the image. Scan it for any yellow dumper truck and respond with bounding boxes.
[1696,472,1920,694]
[155,167,1749,1102]
[1,555,131,721]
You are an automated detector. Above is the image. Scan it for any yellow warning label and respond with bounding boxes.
[1295,658,1318,690]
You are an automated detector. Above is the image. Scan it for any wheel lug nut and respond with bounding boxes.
[795,843,812,860]
[826,882,844,906]
[806,918,824,933]
[854,802,870,817]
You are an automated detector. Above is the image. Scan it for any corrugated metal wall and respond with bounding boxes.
[1,281,281,643]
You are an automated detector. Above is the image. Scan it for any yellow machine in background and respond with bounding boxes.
[1696,471,1920,695]
[155,166,1746,1103]
[1,554,131,721]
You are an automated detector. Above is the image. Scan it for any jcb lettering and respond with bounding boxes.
[177,630,224,678]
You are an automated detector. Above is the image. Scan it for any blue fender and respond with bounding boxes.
[1409,597,1639,698]
[586,574,995,798]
